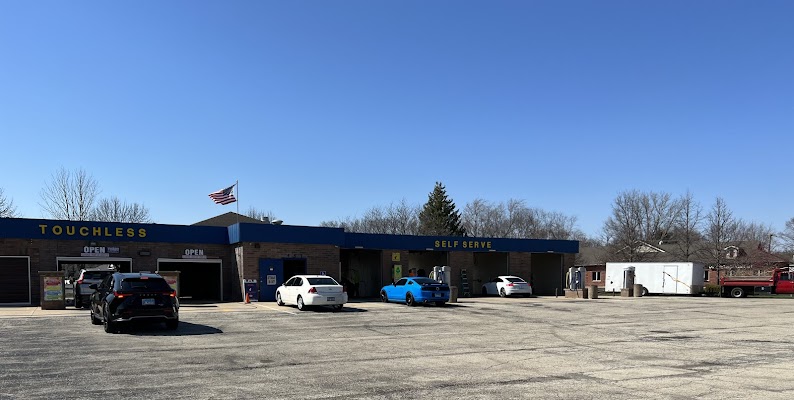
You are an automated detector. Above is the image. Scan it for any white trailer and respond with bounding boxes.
[604,262,705,295]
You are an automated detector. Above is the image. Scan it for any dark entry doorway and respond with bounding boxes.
[157,260,222,302]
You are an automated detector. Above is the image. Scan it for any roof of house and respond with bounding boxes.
[192,212,268,227]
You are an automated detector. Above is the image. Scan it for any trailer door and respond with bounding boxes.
[662,265,678,294]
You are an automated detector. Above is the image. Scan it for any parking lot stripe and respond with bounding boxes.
[253,303,297,315]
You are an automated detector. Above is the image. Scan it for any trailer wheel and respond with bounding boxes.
[641,287,649,296]
[729,287,745,298]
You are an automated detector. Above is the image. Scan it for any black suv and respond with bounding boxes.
[74,265,117,309]
[89,272,179,333]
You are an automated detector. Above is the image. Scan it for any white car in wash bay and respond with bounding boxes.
[482,275,533,297]
[276,275,347,311]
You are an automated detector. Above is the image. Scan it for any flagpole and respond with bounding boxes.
[235,180,240,232]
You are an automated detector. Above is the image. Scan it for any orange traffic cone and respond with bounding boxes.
[245,293,250,304]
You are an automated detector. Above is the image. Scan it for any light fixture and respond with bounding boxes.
[425,248,434,251]
[354,246,364,249]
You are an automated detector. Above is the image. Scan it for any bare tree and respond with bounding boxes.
[780,217,794,251]
[603,190,682,261]
[320,199,420,235]
[705,197,739,282]
[461,198,580,240]
[670,190,705,261]
[40,167,99,221]
[0,188,17,217]
[245,206,277,223]
[735,220,775,248]
[92,197,152,223]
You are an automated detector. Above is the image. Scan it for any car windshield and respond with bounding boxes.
[82,271,113,280]
[506,277,526,283]
[120,278,171,292]
[306,277,338,286]
[412,278,439,285]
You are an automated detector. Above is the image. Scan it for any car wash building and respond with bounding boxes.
[0,213,579,305]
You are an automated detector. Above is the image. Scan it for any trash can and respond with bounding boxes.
[449,286,459,303]
[633,284,643,297]
[588,285,598,299]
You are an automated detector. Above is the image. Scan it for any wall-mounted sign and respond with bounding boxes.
[320,271,326,276]
[433,240,493,250]
[182,249,207,259]
[266,275,277,285]
[392,252,400,262]
[107,247,120,254]
[81,246,108,257]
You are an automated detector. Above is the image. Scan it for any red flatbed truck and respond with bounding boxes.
[720,268,794,298]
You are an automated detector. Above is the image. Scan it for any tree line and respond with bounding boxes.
[3,176,794,254]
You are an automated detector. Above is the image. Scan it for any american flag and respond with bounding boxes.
[208,184,237,205]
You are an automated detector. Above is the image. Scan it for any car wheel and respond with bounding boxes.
[482,287,488,296]
[332,304,343,311]
[500,288,507,298]
[165,319,179,330]
[276,292,284,306]
[380,291,388,303]
[103,306,117,334]
[297,296,306,311]
[90,307,102,325]
[730,287,745,298]
[406,293,416,307]
[641,287,649,296]
[74,297,82,309]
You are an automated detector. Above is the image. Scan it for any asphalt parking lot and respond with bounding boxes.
[1,295,793,400]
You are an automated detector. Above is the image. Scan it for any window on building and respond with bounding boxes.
[592,271,601,281]
[704,270,709,281]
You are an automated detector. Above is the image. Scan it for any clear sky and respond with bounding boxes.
[1,1,792,238]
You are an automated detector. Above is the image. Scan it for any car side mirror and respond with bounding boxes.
[89,284,98,290]
[392,283,396,286]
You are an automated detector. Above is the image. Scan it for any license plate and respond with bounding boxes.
[142,298,155,306]
[434,293,443,298]
[327,297,335,302]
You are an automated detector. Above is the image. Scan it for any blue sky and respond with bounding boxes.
[1,1,792,238]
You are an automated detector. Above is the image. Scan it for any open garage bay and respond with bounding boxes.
[1,296,793,399]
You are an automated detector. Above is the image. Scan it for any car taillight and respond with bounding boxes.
[114,291,128,299]
[308,287,317,294]
[163,292,176,297]
[342,286,346,293]
[77,279,83,284]
[507,283,514,287]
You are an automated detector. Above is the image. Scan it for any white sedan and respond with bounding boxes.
[276,275,348,311]
[482,276,533,297]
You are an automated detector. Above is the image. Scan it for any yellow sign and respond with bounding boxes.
[434,240,492,250]
[392,252,400,262]
[38,224,147,239]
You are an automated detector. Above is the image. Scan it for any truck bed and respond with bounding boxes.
[721,277,773,286]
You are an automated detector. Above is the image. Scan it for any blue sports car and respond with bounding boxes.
[380,277,450,306]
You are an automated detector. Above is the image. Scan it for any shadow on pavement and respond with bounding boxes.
[119,321,223,336]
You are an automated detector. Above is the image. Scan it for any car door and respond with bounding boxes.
[290,277,304,304]
[98,276,115,319]
[390,278,408,302]
[776,271,794,294]
[494,278,505,294]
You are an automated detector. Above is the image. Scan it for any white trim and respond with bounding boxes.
[156,258,223,301]
[0,256,31,305]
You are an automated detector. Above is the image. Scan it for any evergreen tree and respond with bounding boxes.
[418,182,466,236]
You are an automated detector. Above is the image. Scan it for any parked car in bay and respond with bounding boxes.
[380,277,449,306]
[90,272,179,333]
[482,276,532,297]
[74,265,117,309]
[276,275,347,311]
